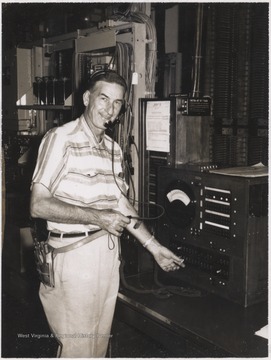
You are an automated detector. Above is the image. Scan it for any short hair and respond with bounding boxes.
[87,70,127,94]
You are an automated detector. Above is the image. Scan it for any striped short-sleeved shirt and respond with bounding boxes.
[31,115,128,233]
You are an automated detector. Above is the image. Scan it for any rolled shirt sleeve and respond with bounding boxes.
[31,128,68,194]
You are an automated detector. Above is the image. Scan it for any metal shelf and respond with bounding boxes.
[16,105,72,110]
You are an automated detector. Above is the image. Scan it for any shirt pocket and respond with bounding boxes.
[54,171,101,205]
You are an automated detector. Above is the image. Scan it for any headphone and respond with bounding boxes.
[89,70,127,117]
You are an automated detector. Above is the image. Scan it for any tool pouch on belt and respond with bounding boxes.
[32,228,106,288]
[34,241,55,288]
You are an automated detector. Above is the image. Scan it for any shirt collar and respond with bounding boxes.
[80,115,107,149]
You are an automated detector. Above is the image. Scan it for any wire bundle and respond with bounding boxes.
[106,42,137,202]
[191,4,204,98]
[116,42,134,198]
[110,7,157,98]
[130,12,157,98]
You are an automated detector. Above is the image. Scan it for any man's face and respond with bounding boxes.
[83,81,125,131]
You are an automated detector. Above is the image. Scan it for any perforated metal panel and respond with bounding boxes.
[207,4,268,167]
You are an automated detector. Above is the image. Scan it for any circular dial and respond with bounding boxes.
[164,179,196,228]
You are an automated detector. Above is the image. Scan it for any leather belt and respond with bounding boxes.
[50,230,100,238]
[51,230,107,254]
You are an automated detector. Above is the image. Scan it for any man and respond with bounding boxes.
[30,70,184,358]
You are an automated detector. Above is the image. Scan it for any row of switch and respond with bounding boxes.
[180,255,229,279]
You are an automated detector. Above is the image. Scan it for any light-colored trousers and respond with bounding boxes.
[39,233,120,358]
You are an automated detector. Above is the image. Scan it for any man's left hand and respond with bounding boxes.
[148,241,185,272]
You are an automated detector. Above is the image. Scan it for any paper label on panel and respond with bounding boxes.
[146,101,170,152]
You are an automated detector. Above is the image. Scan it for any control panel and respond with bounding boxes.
[157,166,268,306]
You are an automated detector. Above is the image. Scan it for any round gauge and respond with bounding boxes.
[164,179,196,228]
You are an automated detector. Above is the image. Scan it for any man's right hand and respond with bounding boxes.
[96,209,131,237]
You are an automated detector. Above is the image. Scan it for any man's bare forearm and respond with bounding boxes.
[117,195,157,247]
[30,183,130,236]
[31,193,102,225]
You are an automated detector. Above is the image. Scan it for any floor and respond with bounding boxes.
[2,249,174,358]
